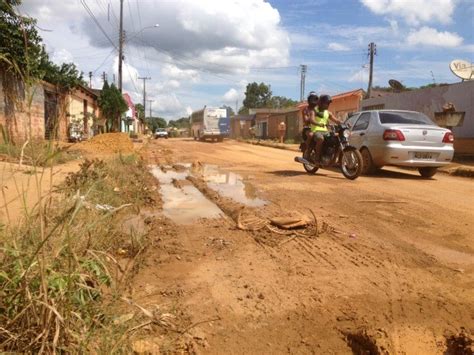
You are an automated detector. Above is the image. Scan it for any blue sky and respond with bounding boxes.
[20,0,474,118]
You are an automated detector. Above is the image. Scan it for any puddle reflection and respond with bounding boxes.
[150,164,266,224]
[151,167,223,224]
[200,165,266,207]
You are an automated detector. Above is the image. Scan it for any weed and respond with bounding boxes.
[0,139,78,166]
[0,154,159,353]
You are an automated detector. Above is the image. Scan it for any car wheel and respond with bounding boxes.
[418,167,438,178]
[360,148,376,175]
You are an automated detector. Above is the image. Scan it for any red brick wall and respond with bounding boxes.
[0,70,45,143]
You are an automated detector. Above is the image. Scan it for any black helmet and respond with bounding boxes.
[307,91,318,104]
[319,94,332,104]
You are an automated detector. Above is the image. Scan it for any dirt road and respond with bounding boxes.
[133,138,474,354]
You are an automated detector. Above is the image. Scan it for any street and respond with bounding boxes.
[132,138,474,354]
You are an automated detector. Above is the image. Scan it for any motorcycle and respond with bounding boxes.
[294,124,363,180]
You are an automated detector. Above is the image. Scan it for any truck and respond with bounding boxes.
[190,107,230,142]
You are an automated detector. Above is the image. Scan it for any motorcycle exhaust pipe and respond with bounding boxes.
[294,156,315,168]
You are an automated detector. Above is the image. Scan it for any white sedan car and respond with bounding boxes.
[345,110,454,178]
[154,128,168,139]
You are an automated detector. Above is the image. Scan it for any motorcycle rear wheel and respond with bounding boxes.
[303,150,319,174]
[340,147,363,180]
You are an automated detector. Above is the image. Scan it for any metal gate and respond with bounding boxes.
[44,91,58,140]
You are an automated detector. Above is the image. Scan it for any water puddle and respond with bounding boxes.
[200,165,266,207]
[151,166,224,224]
[150,163,266,224]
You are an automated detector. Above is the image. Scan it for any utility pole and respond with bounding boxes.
[101,71,107,83]
[235,100,238,115]
[88,71,92,88]
[366,42,376,99]
[147,99,154,118]
[138,76,151,118]
[118,0,124,92]
[300,64,307,102]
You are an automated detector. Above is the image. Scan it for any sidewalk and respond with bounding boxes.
[240,139,474,178]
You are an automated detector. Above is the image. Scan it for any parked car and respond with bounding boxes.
[154,128,168,139]
[345,110,454,178]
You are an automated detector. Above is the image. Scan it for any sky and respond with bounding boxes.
[19,0,474,119]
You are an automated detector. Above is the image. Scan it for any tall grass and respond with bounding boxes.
[0,153,156,353]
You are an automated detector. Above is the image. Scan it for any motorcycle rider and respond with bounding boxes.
[311,94,343,164]
[301,91,319,152]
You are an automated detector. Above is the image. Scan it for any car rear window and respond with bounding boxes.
[379,112,434,125]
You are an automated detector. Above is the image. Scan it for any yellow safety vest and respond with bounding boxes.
[311,107,329,133]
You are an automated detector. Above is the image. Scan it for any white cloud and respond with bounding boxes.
[348,67,369,83]
[389,19,399,32]
[86,0,290,73]
[328,42,350,51]
[360,0,457,25]
[407,27,463,47]
[160,64,199,82]
[50,48,74,65]
[151,94,189,118]
[222,88,239,103]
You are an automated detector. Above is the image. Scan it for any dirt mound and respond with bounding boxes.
[75,133,134,155]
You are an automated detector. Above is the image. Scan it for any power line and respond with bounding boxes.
[130,0,151,76]
[127,0,137,34]
[80,0,118,51]
[132,37,239,85]
[107,0,121,29]
[96,0,119,31]
[92,48,116,73]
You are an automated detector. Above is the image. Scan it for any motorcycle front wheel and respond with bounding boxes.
[340,147,363,180]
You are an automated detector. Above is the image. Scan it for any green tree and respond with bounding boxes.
[97,81,128,132]
[242,82,272,110]
[270,95,298,109]
[168,117,190,129]
[1,1,83,87]
[146,117,167,132]
[135,103,145,120]
[41,59,85,90]
[0,0,44,78]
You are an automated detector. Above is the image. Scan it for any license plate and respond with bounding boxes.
[414,152,433,159]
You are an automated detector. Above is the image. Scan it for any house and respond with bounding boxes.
[0,66,102,143]
[122,93,136,133]
[65,84,100,139]
[330,89,364,120]
[297,88,364,121]
[249,108,302,141]
[230,114,255,139]
[361,80,474,153]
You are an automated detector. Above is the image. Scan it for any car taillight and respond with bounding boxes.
[383,129,405,141]
[442,131,454,143]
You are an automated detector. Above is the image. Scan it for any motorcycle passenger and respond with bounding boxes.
[312,94,342,163]
[301,92,319,152]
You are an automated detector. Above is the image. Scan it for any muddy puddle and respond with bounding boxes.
[150,164,265,224]
[151,166,223,224]
[200,165,266,207]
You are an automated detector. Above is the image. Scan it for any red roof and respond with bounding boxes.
[297,89,364,110]
[332,89,364,100]
[122,93,136,118]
